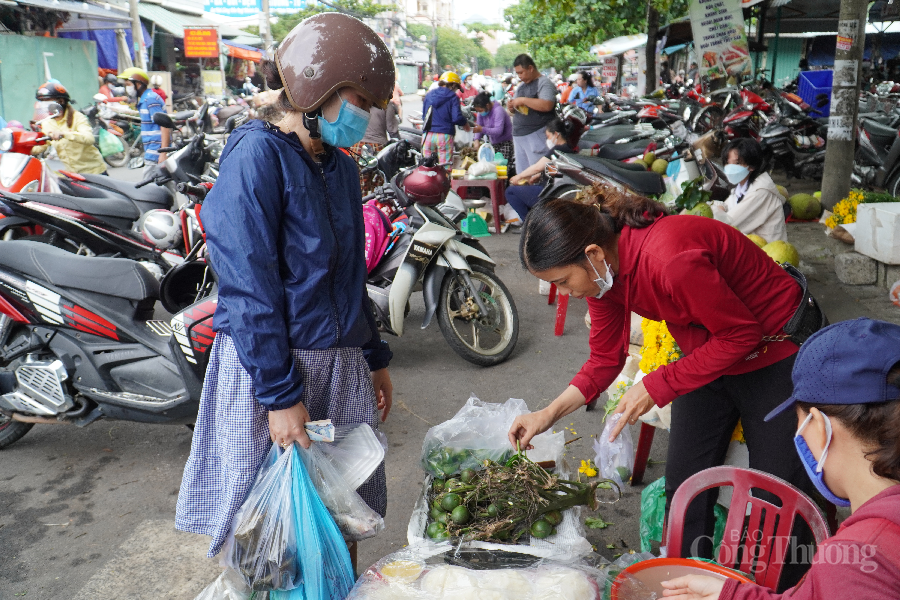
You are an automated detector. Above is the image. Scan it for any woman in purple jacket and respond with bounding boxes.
[472,92,514,168]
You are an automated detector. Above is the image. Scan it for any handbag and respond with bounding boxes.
[422,105,433,133]
[779,263,829,345]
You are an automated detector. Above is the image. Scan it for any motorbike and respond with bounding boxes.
[0,109,63,195]
[853,116,900,193]
[537,151,667,203]
[363,156,519,367]
[97,101,145,169]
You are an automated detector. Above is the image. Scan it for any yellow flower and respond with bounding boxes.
[731,421,746,444]
[579,459,598,478]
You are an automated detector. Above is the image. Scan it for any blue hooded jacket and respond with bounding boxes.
[423,86,466,135]
[202,120,392,410]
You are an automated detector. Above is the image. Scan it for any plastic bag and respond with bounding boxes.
[97,127,124,157]
[420,396,527,477]
[467,160,496,177]
[594,413,634,488]
[299,440,384,542]
[639,476,666,553]
[319,423,386,491]
[193,569,252,600]
[222,446,300,592]
[346,546,659,600]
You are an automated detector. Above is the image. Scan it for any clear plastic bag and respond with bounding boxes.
[594,413,635,488]
[319,423,386,491]
[221,446,301,592]
[193,569,253,600]
[420,396,528,478]
[346,546,659,600]
[299,440,385,542]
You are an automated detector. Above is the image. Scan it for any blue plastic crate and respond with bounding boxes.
[798,70,833,117]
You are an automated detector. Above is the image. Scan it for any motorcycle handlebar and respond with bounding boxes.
[177,183,209,199]
[158,146,180,153]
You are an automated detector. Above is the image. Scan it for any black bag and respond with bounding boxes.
[781,263,829,345]
[422,105,433,133]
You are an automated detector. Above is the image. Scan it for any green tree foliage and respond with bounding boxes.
[505,0,688,72]
[245,0,398,42]
[494,43,527,71]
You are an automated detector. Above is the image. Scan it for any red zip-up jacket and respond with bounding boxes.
[720,485,900,599]
[570,215,803,407]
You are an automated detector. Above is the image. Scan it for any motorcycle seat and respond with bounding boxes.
[581,126,642,147]
[79,174,173,208]
[170,110,195,121]
[21,192,140,221]
[576,155,666,196]
[862,118,898,140]
[598,139,647,161]
[592,112,622,122]
[217,105,245,120]
[0,241,159,301]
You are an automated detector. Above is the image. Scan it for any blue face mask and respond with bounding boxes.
[794,412,851,508]
[723,163,750,185]
[317,92,371,148]
[477,110,489,117]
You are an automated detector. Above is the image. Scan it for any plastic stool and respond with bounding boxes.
[631,423,656,486]
[548,283,569,336]
[451,178,507,234]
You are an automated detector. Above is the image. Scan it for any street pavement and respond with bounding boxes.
[2,112,898,599]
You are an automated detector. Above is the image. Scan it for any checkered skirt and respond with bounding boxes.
[175,333,386,557]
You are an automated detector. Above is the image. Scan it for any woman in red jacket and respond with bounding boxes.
[661,318,900,600]
[508,187,823,576]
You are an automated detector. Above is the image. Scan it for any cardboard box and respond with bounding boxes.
[855,203,900,265]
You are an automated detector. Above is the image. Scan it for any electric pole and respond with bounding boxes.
[820,0,868,209]
[129,0,147,70]
[261,0,273,54]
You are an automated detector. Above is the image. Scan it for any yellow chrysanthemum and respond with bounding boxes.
[579,459,598,478]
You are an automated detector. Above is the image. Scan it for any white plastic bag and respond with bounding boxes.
[299,441,385,542]
[594,413,635,488]
[319,423,386,491]
[193,569,251,600]
[467,160,497,177]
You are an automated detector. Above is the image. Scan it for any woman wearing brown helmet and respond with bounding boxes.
[175,13,396,570]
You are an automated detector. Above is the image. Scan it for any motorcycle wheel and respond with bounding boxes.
[437,264,518,367]
[103,135,132,168]
[889,172,900,197]
[692,106,725,134]
[0,414,32,449]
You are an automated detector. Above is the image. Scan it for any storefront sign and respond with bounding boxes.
[689,0,751,85]
[205,0,258,17]
[602,57,618,79]
[184,28,220,58]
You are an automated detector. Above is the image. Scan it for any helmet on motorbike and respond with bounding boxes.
[136,210,182,250]
[439,71,461,85]
[36,81,70,103]
[274,13,395,112]
[561,104,588,130]
[403,163,450,206]
[120,67,150,85]
[159,260,211,314]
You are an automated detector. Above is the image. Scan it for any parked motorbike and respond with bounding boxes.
[538,151,667,203]
[853,116,900,193]
[364,156,518,366]
[0,108,63,195]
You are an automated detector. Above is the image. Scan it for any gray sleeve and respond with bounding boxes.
[537,77,558,102]
[386,102,399,135]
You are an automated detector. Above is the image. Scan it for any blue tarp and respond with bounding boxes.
[58,24,151,71]
[807,33,900,67]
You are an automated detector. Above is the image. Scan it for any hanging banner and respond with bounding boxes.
[689,0,751,85]
[184,28,220,58]
[602,57,618,79]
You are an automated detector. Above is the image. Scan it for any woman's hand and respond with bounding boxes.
[609,380,656,441]
[51,132,64,141]
[508,408,556,450]
[509,174,523,185]
[473,125,483,133]
[268,401,312,449]
[528,173,542,184]
[371,368,393,422]
[660,575,726,599]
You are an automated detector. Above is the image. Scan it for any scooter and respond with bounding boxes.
[364,160,519,367]
[854,116,900,193]
[0,107,64,195]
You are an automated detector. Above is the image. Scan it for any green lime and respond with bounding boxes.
[450,505,471,525]
[460,468,476,483]
[486,504,499,518]
[530,519,553,539]
[436,511,449,525]
[430,506,446,521]
[445,478,462,490]
[441,493,462,512]
[432,479,445,493]
[616,466,632,481]
[426,522,447,539]
[543,510,563,526]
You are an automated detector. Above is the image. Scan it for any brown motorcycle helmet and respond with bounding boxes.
[275,13,395,113]
[404,164,451,206]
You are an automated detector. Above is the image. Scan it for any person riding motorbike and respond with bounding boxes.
[174,13,395,573]
[32,81,108,175]
[99,73,127,102]
[150,74,168,103]
[119,67,170,165]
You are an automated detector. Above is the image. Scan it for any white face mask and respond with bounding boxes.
[546,137,560,150]
[587,254,615,299]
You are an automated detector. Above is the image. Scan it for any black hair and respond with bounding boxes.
[472,91,493,110]
[513,54,537,70]
[546,117,569,138]
[721,137,765,184]
[520,186,668,273]
[578,71,595,87]
[260,58,296,113]
[797,363,900,483]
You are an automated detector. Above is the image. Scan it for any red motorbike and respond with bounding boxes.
[0,118,63,194]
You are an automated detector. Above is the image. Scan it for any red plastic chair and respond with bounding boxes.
[665,466,831,591]
[547,283,569,336]
[450,178,507,235]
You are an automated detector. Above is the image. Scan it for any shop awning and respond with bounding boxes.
[12,0,132,28]
[223,39,263,61]
[137,3,253,39]
[590,34,648,57]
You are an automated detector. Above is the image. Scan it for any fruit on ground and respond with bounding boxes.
[776,185,788,200]
[441,493,461,512]
[788,193,822,220]
[450,505,471,525]
[813,191,822,199]
[762,240,800,267]
[531,519,553,539]
[746,234,767,248]
[651,158,669,174]
[688,202,714,218]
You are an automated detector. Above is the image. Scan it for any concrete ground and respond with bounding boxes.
[1,126,897,599]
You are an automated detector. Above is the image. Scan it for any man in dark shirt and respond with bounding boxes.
[507,54,557,173]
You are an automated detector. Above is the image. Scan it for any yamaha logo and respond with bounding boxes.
[413,244,433,256]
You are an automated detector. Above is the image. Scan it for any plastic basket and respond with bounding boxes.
[798,70,833,117]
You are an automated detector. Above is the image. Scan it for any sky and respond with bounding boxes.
[453,0,517,45]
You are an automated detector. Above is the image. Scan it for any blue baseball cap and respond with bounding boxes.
[764,318,900,422]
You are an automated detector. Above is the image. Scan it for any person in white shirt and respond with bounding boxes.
[712,138,788,243]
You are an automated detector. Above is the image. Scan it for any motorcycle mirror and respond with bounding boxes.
[93,93,107,102]
[128,156,146,170]
[46,102,62,118]
[357,155,379,171]
[153,112,175,129]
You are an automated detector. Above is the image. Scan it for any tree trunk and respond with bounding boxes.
[645,1,659,93]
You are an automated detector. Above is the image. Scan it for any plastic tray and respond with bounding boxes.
[324,423,386,491]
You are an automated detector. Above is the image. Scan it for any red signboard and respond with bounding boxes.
[184,28,219,58]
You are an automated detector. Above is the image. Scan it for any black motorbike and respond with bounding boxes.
[853,116,900,193]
